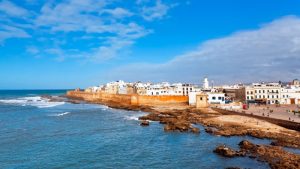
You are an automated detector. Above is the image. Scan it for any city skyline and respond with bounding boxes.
[1,0,300,89]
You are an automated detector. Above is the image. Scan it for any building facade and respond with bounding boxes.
[189,91,225,105]
[245,83,281,104]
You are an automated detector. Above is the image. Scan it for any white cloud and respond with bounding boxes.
[26,46,39,54]
[105,16,300,84]
[32,0,151,61]
[0,0,29,17]
[141,0,175,21]
[0,0,175,61]
[103,7,133,18]
[0,25,30,43]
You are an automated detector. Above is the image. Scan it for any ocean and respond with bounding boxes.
[0,90,275,168]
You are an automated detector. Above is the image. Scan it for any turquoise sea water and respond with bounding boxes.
[0,90,277,169]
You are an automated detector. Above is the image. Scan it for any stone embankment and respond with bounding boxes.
[66,91,188,106]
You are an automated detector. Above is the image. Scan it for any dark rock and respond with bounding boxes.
[213,145,238,158]
[205,127,215,134]
[67,99,81,104]
[140,120,149,126]
[191,127,200,133]
[238,140,300,169]
[164,123,175,131]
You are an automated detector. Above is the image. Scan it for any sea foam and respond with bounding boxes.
[48,112,71,117]
[0,96,65,108]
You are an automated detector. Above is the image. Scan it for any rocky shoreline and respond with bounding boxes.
[66,95,300,169]
[214,140,300,169]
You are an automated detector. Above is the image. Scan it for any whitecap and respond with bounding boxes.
[124,113,147,121]
[0,96,65,108]
[48,112,71,117]
[124,115,140,121]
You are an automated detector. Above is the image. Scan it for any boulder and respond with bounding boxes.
[214,145,237,157]
[140,120,149,126]
[214,145,245,158]
[191,127,200,133]
[205,127,215,134]
[164,123,176,131]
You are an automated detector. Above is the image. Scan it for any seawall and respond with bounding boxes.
[66,91,188,106]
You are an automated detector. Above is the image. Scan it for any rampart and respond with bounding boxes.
[66,91,188,106]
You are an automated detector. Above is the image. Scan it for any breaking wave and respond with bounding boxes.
[48,112,71,117]
[0,96,65,108]
[124,112,147,121]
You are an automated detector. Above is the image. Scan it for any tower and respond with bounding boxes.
[203,77,209,89]
[196,93,209,109]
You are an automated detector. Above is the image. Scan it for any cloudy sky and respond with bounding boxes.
[1,0,300,89]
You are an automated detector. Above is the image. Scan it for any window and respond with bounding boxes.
[247,91,249,94]
[200,97,203,100]
[218,97,222,100]
[212,96,216,100]
[247,96,250,100]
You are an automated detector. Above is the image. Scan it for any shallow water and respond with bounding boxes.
[0,90,281,168]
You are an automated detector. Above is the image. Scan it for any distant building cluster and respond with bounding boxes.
[84,78,300,105]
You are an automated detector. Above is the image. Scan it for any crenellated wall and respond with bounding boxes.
[66,91,188,106]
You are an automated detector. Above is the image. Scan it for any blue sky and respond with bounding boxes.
[1,0,300,89]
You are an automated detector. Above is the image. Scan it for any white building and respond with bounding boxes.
[189,91,225,105]
[280,86,300,104]
[292,79,300,87]
[245,82,281,104]
[104,80,128,94]
[182,83,195,96]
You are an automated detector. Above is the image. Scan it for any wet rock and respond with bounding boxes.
[204,127,217,134]
[213,145,240,158]
[238,140,300,169]
[67,99,81,104]
[140,120,149,126]
[238,140,255,150]
[139,113,161,121]
[191,127,200,133]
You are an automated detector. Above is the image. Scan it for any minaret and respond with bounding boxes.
[203,77,209,89]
